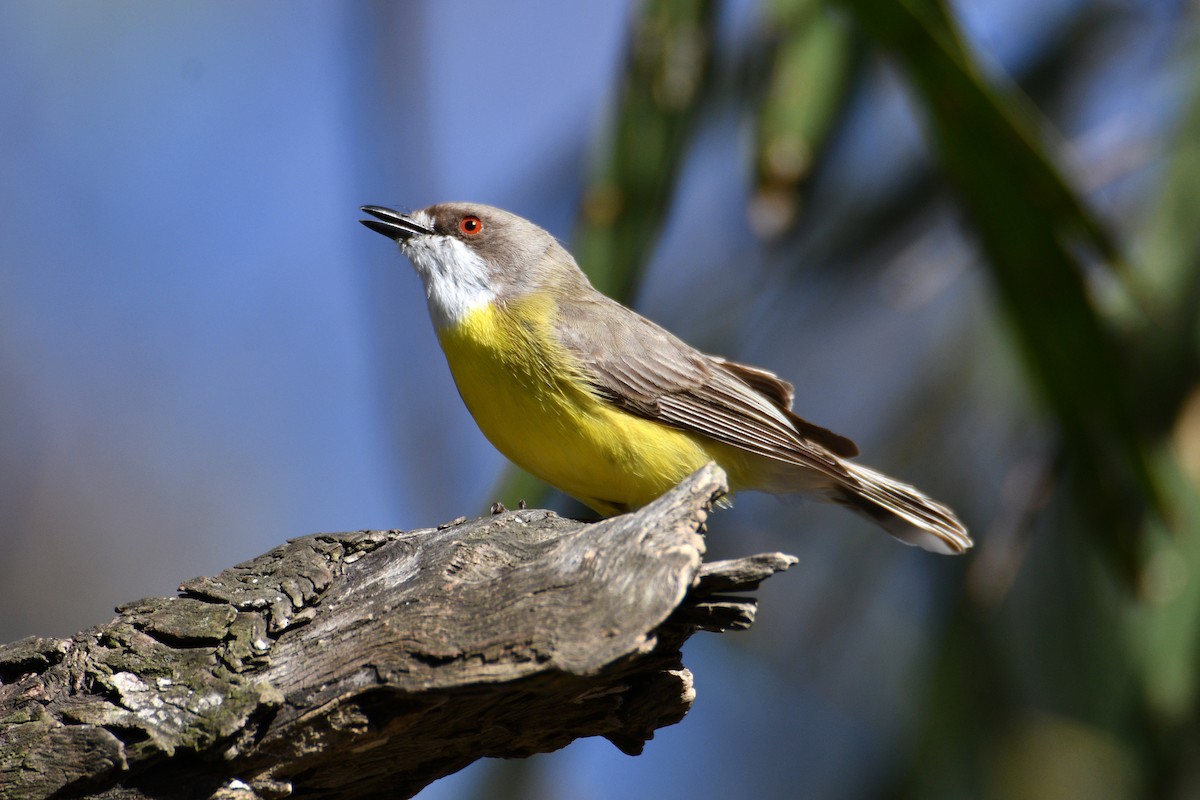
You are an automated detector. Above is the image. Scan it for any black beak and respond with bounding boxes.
[359,205,436,240]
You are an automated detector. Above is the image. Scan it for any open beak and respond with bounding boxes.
[359,205,436,241]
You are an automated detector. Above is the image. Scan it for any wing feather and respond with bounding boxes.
[552,293,972,555]
[556,296,854,479]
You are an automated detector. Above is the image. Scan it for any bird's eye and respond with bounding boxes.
[459,215,483,236]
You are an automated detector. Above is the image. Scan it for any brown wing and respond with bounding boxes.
[553,294,972,556]
[712,358,858,457]
[554,295,858,476]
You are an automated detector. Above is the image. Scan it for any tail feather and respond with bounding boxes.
[830,461,972,555]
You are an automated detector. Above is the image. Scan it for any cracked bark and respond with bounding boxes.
[0,464,796,800]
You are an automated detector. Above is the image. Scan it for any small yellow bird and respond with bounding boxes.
[361,203,971,555]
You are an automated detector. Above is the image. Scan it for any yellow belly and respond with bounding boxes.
[436,299,729,515]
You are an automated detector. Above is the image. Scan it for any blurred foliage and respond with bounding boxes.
[1131,73,1200,438]
[574,0,718,300]
[483,0,1200,798]
[839,0,1157,578]
[750,0,856,236]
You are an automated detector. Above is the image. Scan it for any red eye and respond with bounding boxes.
[459,215,483,236]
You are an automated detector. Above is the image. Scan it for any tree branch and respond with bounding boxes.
[0,464,795,800]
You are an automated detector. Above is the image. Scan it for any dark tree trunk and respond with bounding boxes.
[0,465,794,800]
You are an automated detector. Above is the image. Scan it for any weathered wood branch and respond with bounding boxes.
[0,464,796,800]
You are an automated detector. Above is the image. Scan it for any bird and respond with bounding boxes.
[360,202,971,555]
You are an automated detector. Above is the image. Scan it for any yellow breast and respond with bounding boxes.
[436,297,722,515]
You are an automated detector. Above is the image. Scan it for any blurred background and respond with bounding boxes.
[2,1,1198,798]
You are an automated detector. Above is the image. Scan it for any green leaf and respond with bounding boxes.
[1127,74,1200,437]
[836,0,1158,573]
[574,0,717,300]
[750,0,856,236]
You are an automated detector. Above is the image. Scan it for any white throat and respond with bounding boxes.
[400,220,495,328]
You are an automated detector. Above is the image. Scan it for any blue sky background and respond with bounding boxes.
[0,2,1191,798]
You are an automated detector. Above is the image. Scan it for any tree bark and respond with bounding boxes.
[0,464,795,800]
